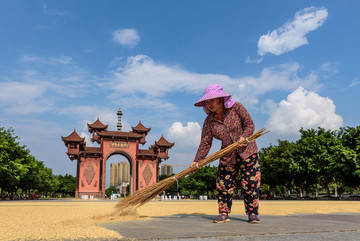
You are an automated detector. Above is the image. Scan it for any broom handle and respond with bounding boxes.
[174,127,269,180]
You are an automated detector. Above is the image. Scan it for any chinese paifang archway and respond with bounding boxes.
[61,108,174,198]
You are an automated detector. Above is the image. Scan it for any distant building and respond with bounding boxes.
[160,164,173,176]
[116,182,129,196]
[110,162,130,187]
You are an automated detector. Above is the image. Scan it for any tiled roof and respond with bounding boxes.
[155,136,175,147]
[87,118,108,130]
[137,149,157,157]
[61,130,85,142]
[132,121,151,133]
[80,147,102,154]
[97,131,143,139]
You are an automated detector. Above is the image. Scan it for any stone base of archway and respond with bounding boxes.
[75,191,105,199]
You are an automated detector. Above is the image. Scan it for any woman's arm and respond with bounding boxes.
[193,119,213,163]
[236,102,255,138]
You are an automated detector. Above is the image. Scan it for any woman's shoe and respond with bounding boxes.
[248,213,260,224]
[213,213,230,223]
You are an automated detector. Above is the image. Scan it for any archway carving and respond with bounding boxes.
[61,108,174,198]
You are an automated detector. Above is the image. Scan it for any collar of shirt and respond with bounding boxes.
[207,107,231,123]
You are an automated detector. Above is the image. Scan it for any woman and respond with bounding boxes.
[191,84,261,224]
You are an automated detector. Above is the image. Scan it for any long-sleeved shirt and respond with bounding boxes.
[194,102,258,165]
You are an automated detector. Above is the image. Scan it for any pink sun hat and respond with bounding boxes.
[194,84,235,108]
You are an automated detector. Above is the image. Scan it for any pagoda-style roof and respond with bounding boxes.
[79,147,102,155]
[137,149,157,158]
[155,135,175,148]
[132,121,151,133]
[87,118,108,131]
[61,130,85,142]
[97,131,143,139]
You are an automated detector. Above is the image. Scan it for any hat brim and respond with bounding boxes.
[194,93,231,107]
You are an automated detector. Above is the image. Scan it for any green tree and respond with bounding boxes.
[295,128,328,196]
[159,174,178,194]
[336,126,360,191]
[339,126,360,153]
[261,140,301,196]
[57,174,76,197]
[0,125,60,198]
[106,186,117,197]
[180,165,217,196]
[260,126,360,198]
[33,160,57,196]
[18,154,42,195]
[0,126,29,194]
[297,128,357,197]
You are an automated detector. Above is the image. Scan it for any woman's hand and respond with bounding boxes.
[190,161,199,173]
[238,136,249,148]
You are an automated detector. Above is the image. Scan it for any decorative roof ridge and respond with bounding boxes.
[138,149,155,153]
[84,146,101,151]
[132,121,151,133]
[137,149,157,157]
[155,135,175,147]
[97,131,143,139]
[61,129,85,142]
[87,118,108,130]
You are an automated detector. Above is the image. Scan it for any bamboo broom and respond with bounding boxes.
[115,127,269,215]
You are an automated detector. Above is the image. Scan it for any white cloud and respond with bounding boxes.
[237,63,321,106]
[318,62,339,79]
[164,121,202,168]
[42,2,67,16]
[164,121,222,169]
[245,56,264,64]
[0,81,51,115]
[109,55,214,97]
[0,77,92,116]
[19,54,96,96]
[79,131,94,147]
[349,79,359,88]
[108,56,323,110]
[58,105,131,132]
[0,54,103,116]
[21,55,73,65]
[107,55,236,112]
[113,29,140,48]
[111,94,178,112]
[4,52,324,122]
[264,87,343,135]
[61,105,112,121]
[258,6,328,56]
[166,121,202,148]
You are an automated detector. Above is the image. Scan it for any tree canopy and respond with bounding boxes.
[0,125,75,199]
[260,127,360,197]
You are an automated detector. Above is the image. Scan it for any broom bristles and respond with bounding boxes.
[115,127,269,215]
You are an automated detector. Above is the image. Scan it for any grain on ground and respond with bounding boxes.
[1,199,359,240]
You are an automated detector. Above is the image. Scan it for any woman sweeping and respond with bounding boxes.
[191,84,261,224]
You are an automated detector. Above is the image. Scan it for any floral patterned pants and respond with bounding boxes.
[217,153,261,215]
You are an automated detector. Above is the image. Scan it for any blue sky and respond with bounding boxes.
[1,1,359,180]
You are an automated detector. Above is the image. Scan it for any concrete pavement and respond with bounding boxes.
[101,213,360,240]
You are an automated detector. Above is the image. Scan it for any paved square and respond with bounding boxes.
[101,213,360,240]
